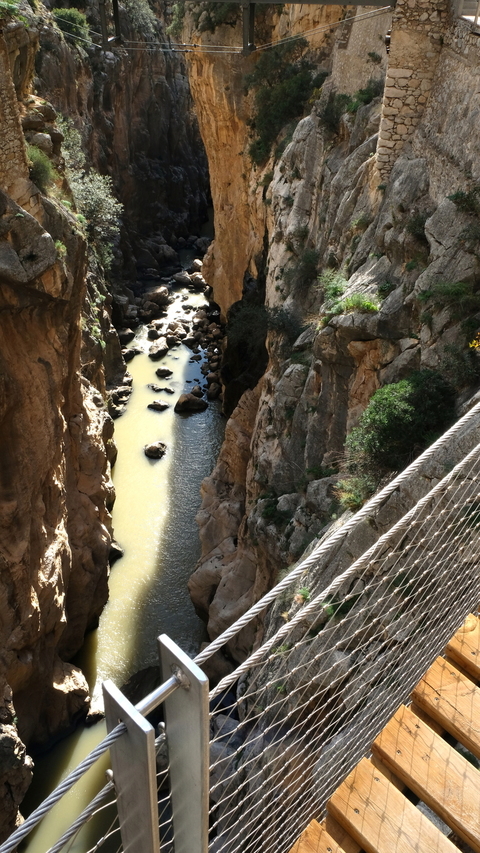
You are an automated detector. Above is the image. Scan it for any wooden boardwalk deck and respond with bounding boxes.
[289,613,480,853]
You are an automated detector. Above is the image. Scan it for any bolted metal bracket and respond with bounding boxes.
[103,680,160,853]
[158,634,209,853]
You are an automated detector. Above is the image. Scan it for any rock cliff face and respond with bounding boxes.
[31,0,209,277]
[0,0,210,837]
[186,3,480,668]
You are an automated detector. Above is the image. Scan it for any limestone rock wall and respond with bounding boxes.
[186,2,480,669]
[32,0,209,277]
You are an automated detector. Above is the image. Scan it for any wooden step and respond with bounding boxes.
[412,656,480,758]
[327,756,457,853]
[446,614,480,680]
[287,816,360,853]
[372,704,480,853]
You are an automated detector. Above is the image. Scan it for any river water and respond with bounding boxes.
[21,286,225,852]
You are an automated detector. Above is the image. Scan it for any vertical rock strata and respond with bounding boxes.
[0,17,114,841]
[186,2,480,668]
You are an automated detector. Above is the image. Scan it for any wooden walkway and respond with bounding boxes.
[289,613,480,853]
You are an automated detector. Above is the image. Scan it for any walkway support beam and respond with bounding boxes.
[159,633,210,853]
[103,680,160,853]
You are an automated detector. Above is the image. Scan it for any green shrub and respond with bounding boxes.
[377,280,396,299]
[319,269,347,305]
[0,0,20,17]
[367,51,382,64]
[123,0,156,36]
[68,171,123,269]
[261,498,290,527]
[341,293,379,313]
[406,211,429,241]
[440,343,480,389]
[284,248,320,295]
[226,302,268,356]
[335,475,376,510]
[245,40,326,165]
[266,306,306,344]
[166,1,185,37]
[417,280,480,320]
[346,78,384,113]
[448,187,480,215]
[345,369,456,477]
[53,7,89,42]
[192,2,239,32]
[319,92,351,134]
[27,144,54,193]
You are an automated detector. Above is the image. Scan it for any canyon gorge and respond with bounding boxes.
[1,0,480,843]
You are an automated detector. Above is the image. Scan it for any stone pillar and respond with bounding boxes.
[376,0,449,178]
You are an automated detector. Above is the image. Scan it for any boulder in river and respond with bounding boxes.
[118,328,135,345]
[147,327,160,340]
[148,338,168,360]
[145,285,170,306]
[155,367,173,378]
[147,401,170,412]
[144,441,167,458]
[207,383,221,400]
[191,385,204,398]
[174,393,208,413]
[173,271,191,286]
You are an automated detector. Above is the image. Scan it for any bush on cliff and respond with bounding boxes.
[245,40,327,165]
[345,370,456,476]
[27,144,54,193]
[53,7,89,43]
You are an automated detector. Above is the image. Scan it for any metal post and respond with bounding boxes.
[242,2,256,54]
[103,680,160,853]
[98,0,109,50]
[112,0,121,42]
[158,634,209,853]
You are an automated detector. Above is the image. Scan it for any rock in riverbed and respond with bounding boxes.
[144,441,167,458]
[147,401,170,412]
[148,338,168,359]
[174,393,208,413]
[155,367,173,378]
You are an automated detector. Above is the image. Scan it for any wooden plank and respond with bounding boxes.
[446,614,480,681]
[327,756,457,853]
[412,656,480,759]
[410,701,444,735]
[287,818,358,853]
[323,815,361,853]
[372,704,480,853]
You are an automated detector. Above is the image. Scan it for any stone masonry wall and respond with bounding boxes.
[376,0,449,178]
[0,27,42,218]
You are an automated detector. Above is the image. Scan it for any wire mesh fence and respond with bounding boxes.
[2,404,480,853]
[205,439,480,853]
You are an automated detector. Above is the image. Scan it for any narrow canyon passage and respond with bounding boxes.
[20,286,225,852]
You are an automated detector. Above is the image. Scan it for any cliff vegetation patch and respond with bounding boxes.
[58,118,123,269]
[191,1,239,33]
[245,39,327,165]
[340,370,456,506]
[52,7,89,43]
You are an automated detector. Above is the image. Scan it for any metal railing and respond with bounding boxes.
[2,399,480,853]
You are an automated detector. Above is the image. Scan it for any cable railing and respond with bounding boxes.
[2,399,480,853]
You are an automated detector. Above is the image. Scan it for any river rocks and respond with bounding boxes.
[207,383,221,400]
[174,393,208,413]
[148,338,168,360]
[144,285,170,306]
[155,367,173,378]
[191,258,203,272]
[173,271,192,286]
[191,385,204,398]
[147,327,161,340]
[144,441,167,459]
[147,401,170,412]
[118,328,135,345]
